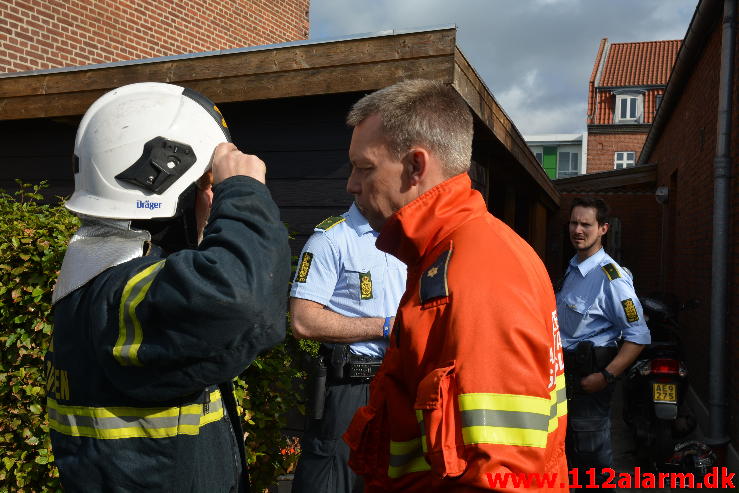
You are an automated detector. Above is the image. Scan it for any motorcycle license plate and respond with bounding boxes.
[653,383,677,403]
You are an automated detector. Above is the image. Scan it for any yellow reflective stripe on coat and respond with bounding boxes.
[47,389,223,439]
[458,375,567,448]
[415,409,428,453]
[114,260,165,366]
[548,373,567,432]
[387,436,431,478]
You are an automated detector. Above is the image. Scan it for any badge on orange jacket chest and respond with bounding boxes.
[420,248,452,304]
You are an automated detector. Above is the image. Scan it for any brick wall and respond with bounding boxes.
[646,20,739,446]
[0,0,309,73]
[586,132,648,174]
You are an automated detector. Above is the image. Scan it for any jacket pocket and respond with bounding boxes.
[343,398,388,480]
[414,361,467,478]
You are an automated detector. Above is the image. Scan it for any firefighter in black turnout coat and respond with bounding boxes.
[46,82,290,492]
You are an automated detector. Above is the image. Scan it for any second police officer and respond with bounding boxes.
[557,197,650,485]
[290,203,407,492]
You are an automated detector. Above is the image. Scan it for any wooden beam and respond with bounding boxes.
[1,56,455,120]
[0,29,456,118]
[555,163,657,192]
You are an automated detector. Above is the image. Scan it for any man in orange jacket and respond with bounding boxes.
[342,79,569,491]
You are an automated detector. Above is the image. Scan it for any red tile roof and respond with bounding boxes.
[599,40,682,87]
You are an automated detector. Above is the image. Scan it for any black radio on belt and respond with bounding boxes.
[307,355,328,420]
[346,356,383,380]
[320,344,382,382]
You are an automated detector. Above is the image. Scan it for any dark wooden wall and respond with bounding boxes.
[221,93,358,255]
[0,117,79,199]
[0,92,554,263]
[0,93,362,257]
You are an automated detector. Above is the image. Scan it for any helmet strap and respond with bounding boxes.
[130,183,199,254]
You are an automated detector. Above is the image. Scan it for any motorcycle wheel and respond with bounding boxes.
[651,420,674,465]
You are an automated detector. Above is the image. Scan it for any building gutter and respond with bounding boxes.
[707,0,735,453]
[638,0,734,455]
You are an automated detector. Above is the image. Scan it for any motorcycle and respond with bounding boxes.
[622,293,697,467]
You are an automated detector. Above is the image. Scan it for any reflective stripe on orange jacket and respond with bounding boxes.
[344,173,568,492]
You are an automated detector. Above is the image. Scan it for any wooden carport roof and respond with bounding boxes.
[554,163,657,194]
[0,26,558,207]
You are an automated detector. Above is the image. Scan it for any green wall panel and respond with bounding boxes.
[542,146,557,180]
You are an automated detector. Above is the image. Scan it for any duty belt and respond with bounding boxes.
[563,342,618,398]
[345,354,383,380]
[319,344,382,383]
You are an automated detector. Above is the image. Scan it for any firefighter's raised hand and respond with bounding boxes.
[210,142,267,185]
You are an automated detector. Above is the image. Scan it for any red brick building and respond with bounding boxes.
[551,0,738,470]
[586,38,681,173]
[637,0,738,469]
[0,0,309,73]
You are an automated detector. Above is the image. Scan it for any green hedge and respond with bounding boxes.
[0,182,308,493]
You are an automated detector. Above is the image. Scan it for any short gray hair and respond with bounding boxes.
[346,79,473,176]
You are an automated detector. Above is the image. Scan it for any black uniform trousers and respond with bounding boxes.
[565,382,616,486]
[292,380,369,493]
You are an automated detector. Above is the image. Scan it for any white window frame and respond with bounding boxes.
[528,145,543,164]
[556,146,580,178]
[614,93,643,123]
[614,151,636,169]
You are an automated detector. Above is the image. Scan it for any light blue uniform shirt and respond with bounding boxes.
[290,203,407,357]
[556,248,651,350]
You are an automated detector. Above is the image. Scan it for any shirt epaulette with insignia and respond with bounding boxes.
[315,216,345,231]
[602,263,621,281]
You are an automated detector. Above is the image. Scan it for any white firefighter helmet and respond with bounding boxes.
[66,82,231,219]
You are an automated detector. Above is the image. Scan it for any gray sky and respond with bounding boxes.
[309,0,698,135]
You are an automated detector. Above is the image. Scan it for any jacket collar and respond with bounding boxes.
[376,173,487,265]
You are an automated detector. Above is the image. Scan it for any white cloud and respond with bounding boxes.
[309,0,698,134]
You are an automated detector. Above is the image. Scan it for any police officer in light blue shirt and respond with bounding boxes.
[556,197,650,485]
[290,202,406,493]
[558,248,651,350]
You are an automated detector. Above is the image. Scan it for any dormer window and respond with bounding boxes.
[614,93,643,123]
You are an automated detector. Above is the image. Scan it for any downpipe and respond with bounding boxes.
[707,0,736,457]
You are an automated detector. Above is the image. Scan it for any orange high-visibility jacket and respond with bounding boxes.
[344,173,568,492]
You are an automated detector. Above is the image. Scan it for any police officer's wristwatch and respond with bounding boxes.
[600,368,616,384]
